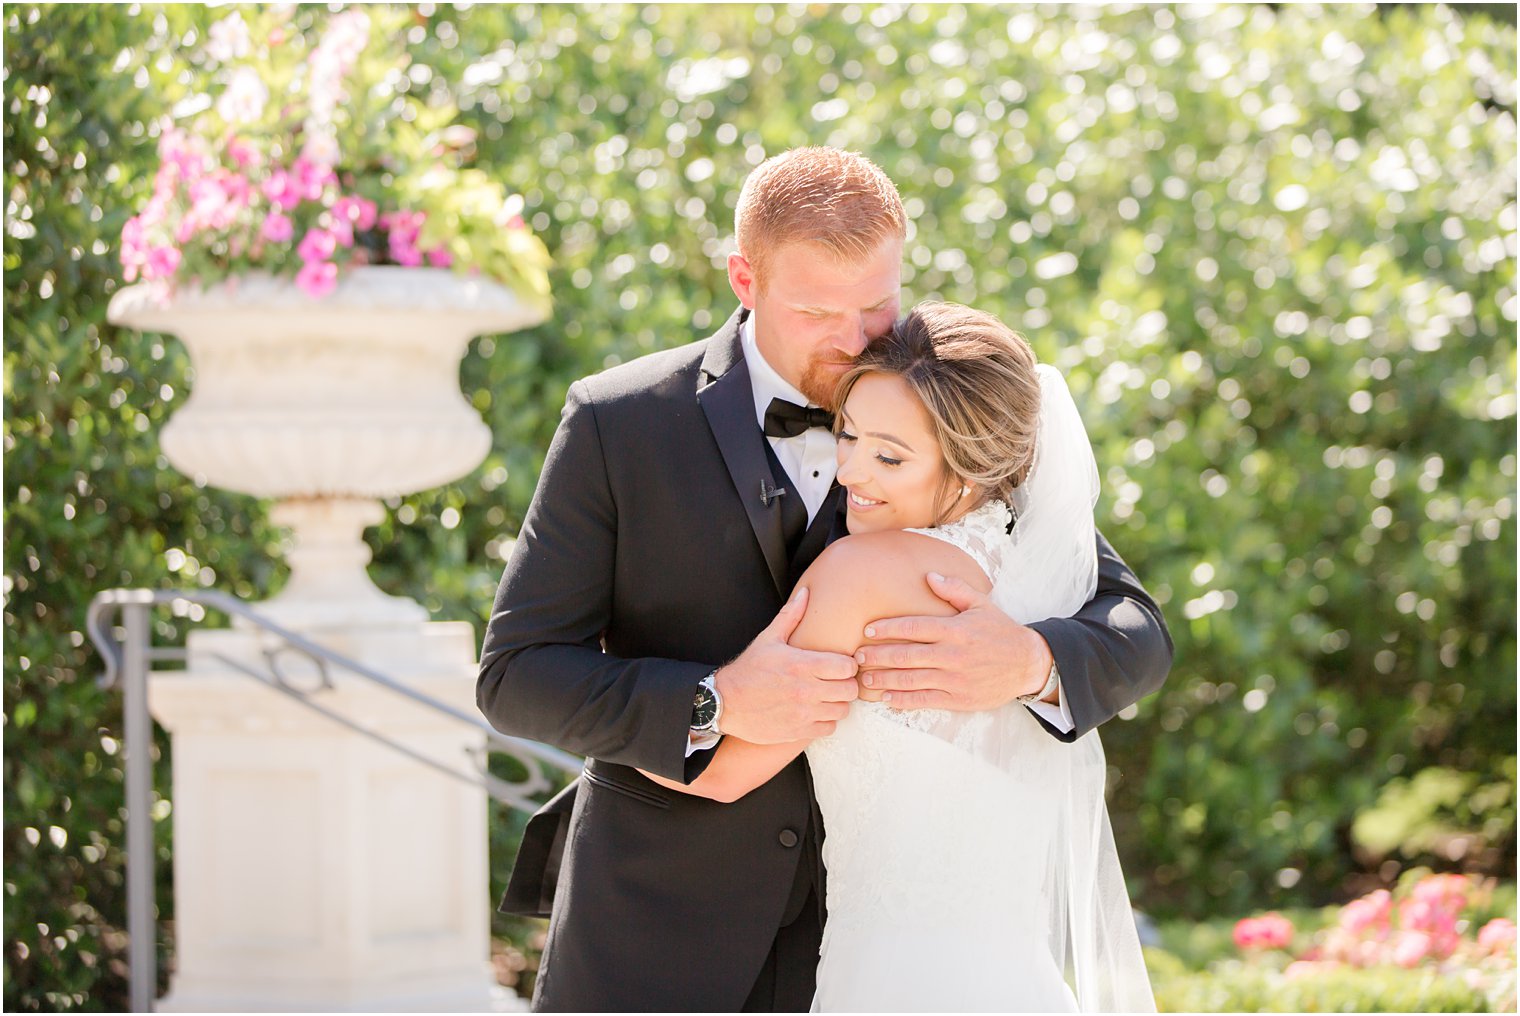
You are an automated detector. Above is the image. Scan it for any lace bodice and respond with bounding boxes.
[904,497,1015,579]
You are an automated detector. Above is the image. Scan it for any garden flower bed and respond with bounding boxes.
[1147,873,1517,1012]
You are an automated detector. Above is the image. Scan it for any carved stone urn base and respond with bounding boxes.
[259,498,427,630]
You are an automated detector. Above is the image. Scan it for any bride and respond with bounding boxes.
[650,301,1154,1012]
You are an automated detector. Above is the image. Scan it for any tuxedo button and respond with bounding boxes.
[778,828,800,848]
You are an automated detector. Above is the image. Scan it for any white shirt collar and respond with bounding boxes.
[740,310,816,431]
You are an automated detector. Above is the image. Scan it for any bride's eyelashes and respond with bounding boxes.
[838,429,903,467]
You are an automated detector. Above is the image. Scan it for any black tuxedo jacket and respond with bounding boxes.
[476,308,1172,1011]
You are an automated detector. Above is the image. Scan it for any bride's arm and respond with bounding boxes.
[639,531,988,802]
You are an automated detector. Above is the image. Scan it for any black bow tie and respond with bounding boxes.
[763,398,835,439]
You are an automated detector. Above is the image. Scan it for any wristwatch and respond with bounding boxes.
[1017,658,1061,706]
[690,670,723,737]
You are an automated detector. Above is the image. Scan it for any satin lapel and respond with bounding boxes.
[697,310,790,596]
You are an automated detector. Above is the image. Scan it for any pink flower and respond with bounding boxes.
[297,227,338,263]
[1233,913,1294,951]
[1339,890,1393,936]
[382,209,427,266]
[1391,930,1433,968]
[1411,874,1470,911]
[189,173,242,230]
[1477,918,1516,956]
[157,127,206,183]
[1400,896,1460,937]
[144,244,181,281]
[261,169,303,211]
[392,240,424,267]
[332,195,378,232]
[261,211,294,243]
[227,137,260,170]
[426,245,453,268]
[295,260,338,298]
[292,157,336,201]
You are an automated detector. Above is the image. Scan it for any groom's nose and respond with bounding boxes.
[833,314,870,358]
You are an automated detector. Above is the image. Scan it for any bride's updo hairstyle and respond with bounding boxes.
[834,301,1042,526]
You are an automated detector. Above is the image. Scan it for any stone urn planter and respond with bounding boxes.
[107,266,546,629]
[106,266,545,1011]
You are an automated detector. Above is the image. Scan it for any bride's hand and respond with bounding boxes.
[854,572,1054,712]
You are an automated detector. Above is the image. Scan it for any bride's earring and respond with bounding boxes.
[959,485,971,499]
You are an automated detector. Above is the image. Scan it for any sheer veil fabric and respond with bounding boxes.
[805,365,1156,1012]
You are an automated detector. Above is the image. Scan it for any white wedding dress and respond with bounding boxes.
[805,367,1155,1013]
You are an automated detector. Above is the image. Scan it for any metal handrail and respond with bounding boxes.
[85,588,584,1013]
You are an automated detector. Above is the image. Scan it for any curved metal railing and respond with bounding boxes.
[86,587,583,1013]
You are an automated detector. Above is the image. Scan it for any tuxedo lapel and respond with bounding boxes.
[697,309,790,596]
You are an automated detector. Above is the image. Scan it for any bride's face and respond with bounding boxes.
[836,372,960,533]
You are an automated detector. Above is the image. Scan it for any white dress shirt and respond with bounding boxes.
[740,313,838,522]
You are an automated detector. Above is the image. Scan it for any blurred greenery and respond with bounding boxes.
[5,2,1515,1010]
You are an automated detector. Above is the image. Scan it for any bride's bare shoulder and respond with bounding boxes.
[789,530,993,655]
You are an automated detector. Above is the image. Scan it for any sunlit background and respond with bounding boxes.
[5,3,1515,1011]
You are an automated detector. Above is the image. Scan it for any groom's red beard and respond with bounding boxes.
[799,357,856,411]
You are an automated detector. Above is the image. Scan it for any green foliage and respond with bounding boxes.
[4,6,280,1010]
[5,2,1516,1009]
[1354,760,1518,869]
[1149,961,1494,1013]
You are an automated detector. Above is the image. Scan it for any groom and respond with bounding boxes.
[477,147,1171,1012]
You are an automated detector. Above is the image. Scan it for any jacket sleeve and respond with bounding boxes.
[476,380,713,782]
[1028,530,1173,741]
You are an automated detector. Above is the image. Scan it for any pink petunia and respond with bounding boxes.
[297,227,338,264]
[295,259,338,298]
[292,156,337,201]
[333,195,378,232]
[426,245,453,268]
[227,137,260,170]
[261,169,304,211]
[261,211,294,243]
[144,244,182,281]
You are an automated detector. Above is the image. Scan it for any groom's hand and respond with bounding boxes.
[854,572,1053,712]
[713,586,860,744]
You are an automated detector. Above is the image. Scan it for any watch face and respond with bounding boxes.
[692,685,718,729]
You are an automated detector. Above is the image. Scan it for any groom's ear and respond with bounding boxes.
[727,252,759,309]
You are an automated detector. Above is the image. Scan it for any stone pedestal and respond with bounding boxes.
[150,621,518,1013]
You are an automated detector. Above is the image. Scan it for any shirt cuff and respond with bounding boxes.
[1025,682,1075,734]
[685,730,721,757]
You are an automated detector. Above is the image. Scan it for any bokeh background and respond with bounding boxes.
[5,3,1515,1010]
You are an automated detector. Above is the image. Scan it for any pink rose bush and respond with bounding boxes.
[1233,912,1295,951]
[1234,873,1516,977]
[119,7,549,307]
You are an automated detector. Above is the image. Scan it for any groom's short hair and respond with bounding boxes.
[735,147,906,289]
